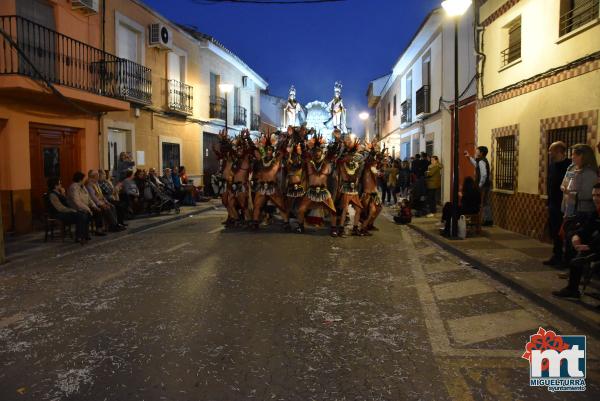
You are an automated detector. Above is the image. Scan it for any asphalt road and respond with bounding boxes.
[0,208,599,400]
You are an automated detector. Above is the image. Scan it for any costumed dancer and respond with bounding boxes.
[295,133,340,236]
[224,129,254,227]
[284,126,308,218]
[250,132,290,231]
[360,141,386,232]
[335,131,368,236]
[212,129,235,225]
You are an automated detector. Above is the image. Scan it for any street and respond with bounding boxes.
[0,208,599,401]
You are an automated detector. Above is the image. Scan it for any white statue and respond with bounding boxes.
[326,81,347,133]
[283,85,303,128]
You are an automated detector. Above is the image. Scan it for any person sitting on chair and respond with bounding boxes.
[441,176,481,235]
[553,183,600,298]
[46,177,90,244]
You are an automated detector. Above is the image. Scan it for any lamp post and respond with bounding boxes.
[219,83,233,133]
[442,0,471,238]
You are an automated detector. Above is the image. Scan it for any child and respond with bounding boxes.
[393,199,412,225]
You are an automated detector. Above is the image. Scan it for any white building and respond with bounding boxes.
[260,91,287,134]
[367,7,477,201]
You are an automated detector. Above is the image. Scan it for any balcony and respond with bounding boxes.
[209,95,226,120]
[251,113,261,131]
[560,0,599,37]
[415,85,430,116]
[167,79,193,115]
[401,99,412,124]
[0,15,152,105]
[234,105,247,126]
[500,41,521,68]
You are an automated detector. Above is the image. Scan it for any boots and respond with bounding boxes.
[330,226,338,237]
[351,225,363,236]
[295,223,305,234]
[337,226,345,237]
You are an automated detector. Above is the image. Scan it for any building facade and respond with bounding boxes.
[476,0,600,239]
[260,91,286,135]
[101,0,203,184]
[367,7,477,202]
[0,0,132,233]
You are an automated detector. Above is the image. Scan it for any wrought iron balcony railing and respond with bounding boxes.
[209,95,226,120]
[0,15,152,104]
[401,99,412,124]
[415,85,430,116]
[500,40,521,67]
[251,113,260,131]
[560,0,599,36]
[167,79,193,114]
[234,105,247,126]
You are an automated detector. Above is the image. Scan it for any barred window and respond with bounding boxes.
[547,125,588,160]
[495,135,516,190]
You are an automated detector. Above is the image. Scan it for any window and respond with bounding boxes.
[393,95,397,116]
[406,71,413,101]
[495,135,516,190]
[168,51,186,83]
[426,140,434,157]
[547,125,588,160]
[560,0,599,36]
[387,102,391,121]
[210,72,220,98]
[242,76,248,88]
[162,142,180,170]
[501,17,521,68]
[116,13,144,64]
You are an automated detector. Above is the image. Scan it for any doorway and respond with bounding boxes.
[107,128,131,172]
[29,124,79,221]
[203,132,220,196]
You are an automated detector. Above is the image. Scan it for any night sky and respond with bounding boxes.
[143,0,442,131]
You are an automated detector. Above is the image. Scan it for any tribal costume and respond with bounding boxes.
[360,143,386,232]
[335,134,367,236]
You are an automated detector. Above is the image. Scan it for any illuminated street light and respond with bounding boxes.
[442,0,472,238]
[359,112,369,121]
[441,0,472,17]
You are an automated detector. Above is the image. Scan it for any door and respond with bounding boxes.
[107,128,129,172]
[203,132,220,196]
[29,125,79,220]
[17,0,56,81]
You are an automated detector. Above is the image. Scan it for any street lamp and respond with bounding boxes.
[219,83,233,132]
[442,0,471,238]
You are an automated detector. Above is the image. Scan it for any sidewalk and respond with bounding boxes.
[1,200,221,267]
[409,214,600,337]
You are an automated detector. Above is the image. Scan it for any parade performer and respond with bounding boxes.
[212,129,235,225]
[325,81,347,133]
[295,133,340,236]
[335,132,367,236]
[284,126,307,216]
[224,129,254,227]
[360,141,385,232]
[251,132,290,230]
[283,85,304,128]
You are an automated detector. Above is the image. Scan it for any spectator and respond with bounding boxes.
[46,177,89,244]
[544,141,571,267]
[393,199,412,225]
[86,170,124,232]
[561,144,598,221]
[387,160,399,205]
[98,170,127,227]
[68,171,105,236]
[465,146,492,226]
[122,170,140,214]
[411,154,422,177]
[148,168,164,189]
[378,159,390,204]
[553,183,600,298]
[426,156,443,217]
[441,176,481,236]
[172,166,182,193]
[397,160,411,199]
[179,166,196,206]
[160,168,176,196]
[114,152,135,182]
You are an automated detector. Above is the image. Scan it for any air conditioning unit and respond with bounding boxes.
[149,23,173,50]
[72,0,99,14]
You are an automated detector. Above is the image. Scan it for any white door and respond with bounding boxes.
[107,129,129,172]
[117,24,140,62]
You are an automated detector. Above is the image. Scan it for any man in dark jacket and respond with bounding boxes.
[544,141,572,266]
[553,184,600,298]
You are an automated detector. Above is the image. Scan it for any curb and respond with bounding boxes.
[1,204,221,268]
[408,223,600,339]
